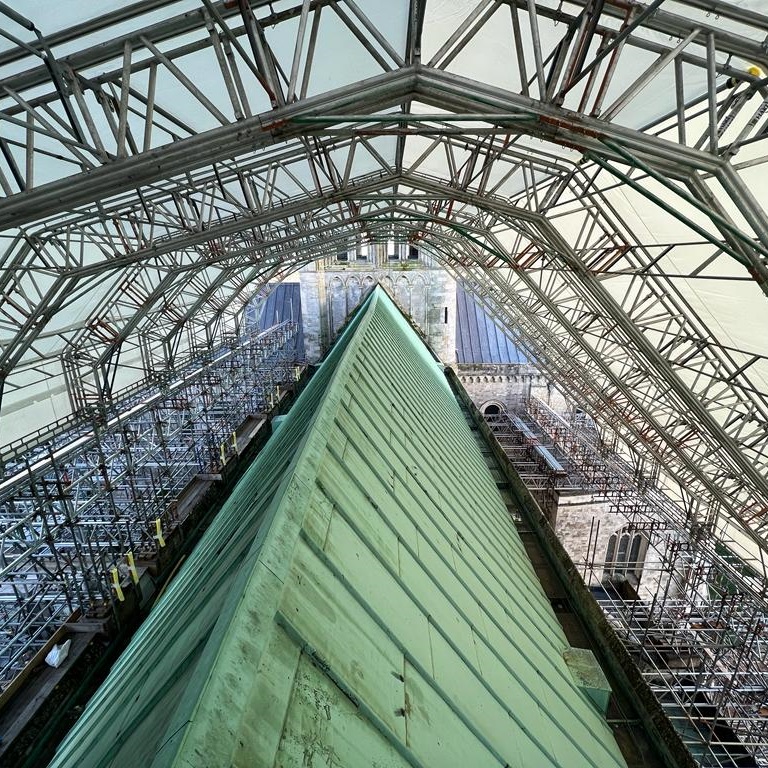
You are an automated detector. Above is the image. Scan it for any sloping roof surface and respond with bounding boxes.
[456,285,529,365]
[258,282,305,359]
[50,287,627,768]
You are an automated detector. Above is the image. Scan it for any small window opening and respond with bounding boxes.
[604,528,648,583]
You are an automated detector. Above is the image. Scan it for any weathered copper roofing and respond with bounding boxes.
[50,287,627,768]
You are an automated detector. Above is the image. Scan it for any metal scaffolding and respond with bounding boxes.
[484,404,580,521]
[0,321,299,691]
[509,395,768,767]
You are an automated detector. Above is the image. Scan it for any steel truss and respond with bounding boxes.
[0,321,299,690]
[0,2,764,535]
[437,210,768,558]
[515,395,768,766]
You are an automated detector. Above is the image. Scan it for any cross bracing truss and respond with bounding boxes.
[0,1,767,608]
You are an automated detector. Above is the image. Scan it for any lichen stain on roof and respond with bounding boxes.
[50,287,627,768]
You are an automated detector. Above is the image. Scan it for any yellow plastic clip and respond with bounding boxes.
[231,431,238,454]
[154,518,166,548]
[126,551,139,584]
[110,567,124,602]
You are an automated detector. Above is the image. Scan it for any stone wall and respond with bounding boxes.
[555,493,668,601]
[457,363,555,414]
[298,270,327,363]
[299,251,456,364]
[378,269,456,364]
[556,494,627,580]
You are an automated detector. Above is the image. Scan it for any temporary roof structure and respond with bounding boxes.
[0,1,766,569]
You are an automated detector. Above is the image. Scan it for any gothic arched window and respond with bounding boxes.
[604,527,648,583]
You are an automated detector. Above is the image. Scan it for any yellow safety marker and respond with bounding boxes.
[727,65,765,89]
[126,551,139,584]
[110,567,124,602]
[154,518,166,548]
[220,441,227,466]
[231,431,238,454]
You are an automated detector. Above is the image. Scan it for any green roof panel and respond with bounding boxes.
[51,287,628,768]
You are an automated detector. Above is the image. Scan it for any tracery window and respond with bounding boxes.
[604,527,647,582]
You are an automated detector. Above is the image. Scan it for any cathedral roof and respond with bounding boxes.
[50,287,631,768]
